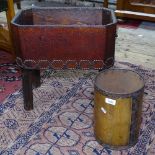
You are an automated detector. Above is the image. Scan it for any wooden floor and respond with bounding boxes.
[0,0,155,69]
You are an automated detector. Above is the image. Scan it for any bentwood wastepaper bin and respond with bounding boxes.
[94,69,144,149]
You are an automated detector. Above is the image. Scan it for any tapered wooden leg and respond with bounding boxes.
[16,2,21,10]
[103,0,108,8]
[32,69,41,88]
[22,68,33,110]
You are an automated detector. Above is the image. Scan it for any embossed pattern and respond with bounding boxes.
[0,61,155,155]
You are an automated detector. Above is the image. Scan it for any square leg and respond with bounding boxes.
[22,68,41,110]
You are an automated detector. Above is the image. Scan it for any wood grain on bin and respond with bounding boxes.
[95,91,132,146]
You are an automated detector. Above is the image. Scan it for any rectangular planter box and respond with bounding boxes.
[11,7,117,110]
[11,7,117,69]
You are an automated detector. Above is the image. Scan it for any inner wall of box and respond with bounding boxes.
[15,8,112,26]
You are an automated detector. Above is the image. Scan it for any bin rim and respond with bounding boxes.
[94,68,145,98]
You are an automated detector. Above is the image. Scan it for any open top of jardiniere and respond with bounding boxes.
[11,7,117,27]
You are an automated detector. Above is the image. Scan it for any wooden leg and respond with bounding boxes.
[6,0,15,57]
[16,2,21,9]
[32,69,41,88]
[104,0,108,8]
[22,69,41,110]
[22,68,33,110]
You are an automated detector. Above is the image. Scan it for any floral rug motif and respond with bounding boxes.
[0,61,155,155]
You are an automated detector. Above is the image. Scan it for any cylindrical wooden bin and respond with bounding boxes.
[94,69,144,149]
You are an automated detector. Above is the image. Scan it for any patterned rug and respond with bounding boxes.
[0,61,155,155]
[117,20,142,29]
[0,51,21,102]
[118,20,155,30]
